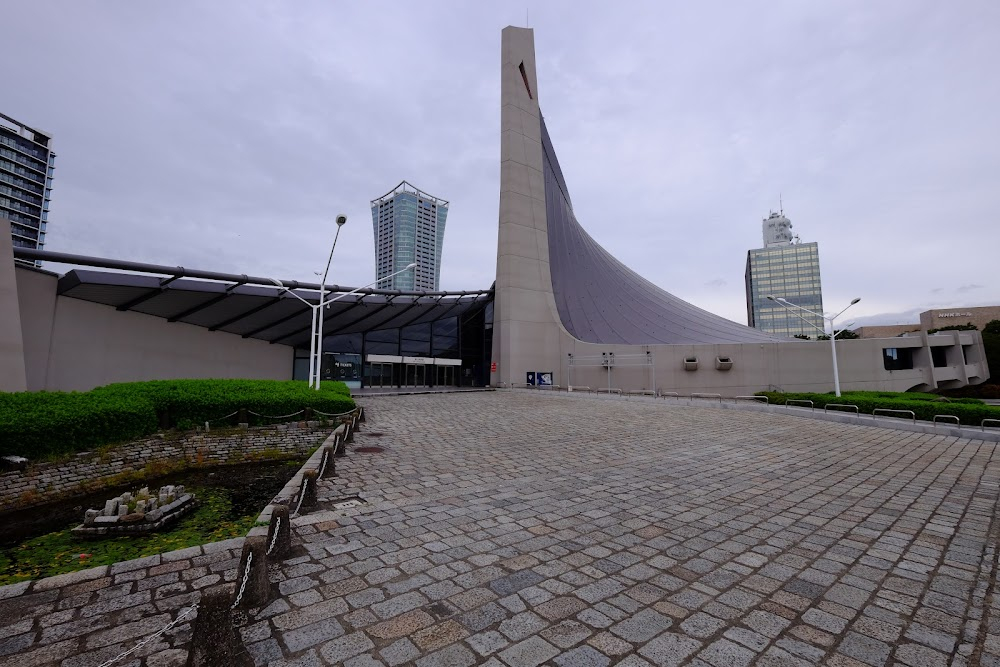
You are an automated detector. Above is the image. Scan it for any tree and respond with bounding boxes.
[984,320,1000,335]
[793,334,811,340]
[928,322,977,334]
[817,329,860,341]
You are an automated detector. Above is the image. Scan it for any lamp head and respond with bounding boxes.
[766,295,776,301]
[850,297,861,305]
[335,214,348,227]
[405,262,417,270]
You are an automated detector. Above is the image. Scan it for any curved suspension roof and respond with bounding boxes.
[540,116,784,345]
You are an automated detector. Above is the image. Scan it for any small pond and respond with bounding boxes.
[0,459,303,586]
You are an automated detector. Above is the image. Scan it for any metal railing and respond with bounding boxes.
[735,395,768,404]
[984,419,1000,432]
[785,399,814,410]
[690,393,723,403]
[872,408,915,424]
[658,391,680,398]
[568,385,591,392]
[824,403,859,415]
[933,415,960,427]
[593,387,623,396]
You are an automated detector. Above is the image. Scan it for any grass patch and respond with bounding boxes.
[757,390,1000,427]
[0,379,354,460]
[0,485,257,586]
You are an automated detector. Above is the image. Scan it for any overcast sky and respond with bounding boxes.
[4,1,998,327]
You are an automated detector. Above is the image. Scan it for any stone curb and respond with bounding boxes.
[0,538,244,600]
[252,421,349,529]
[516,389,1000,443]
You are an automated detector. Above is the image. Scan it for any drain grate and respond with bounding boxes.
[331,495,366,510]
[355,446,385,453]
[363,432,385,437]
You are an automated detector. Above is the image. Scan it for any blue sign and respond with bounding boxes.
[526,372,536,386]
[537,372,553,386]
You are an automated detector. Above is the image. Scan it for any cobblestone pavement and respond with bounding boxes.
[259,392,1000,666]
[0,539,244,667]
[3,390,1000,666]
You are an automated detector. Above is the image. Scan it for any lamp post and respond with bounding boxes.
[313,214,348,392]
[766,295,861,397]
[269,262,417,389]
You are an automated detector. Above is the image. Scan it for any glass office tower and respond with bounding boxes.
[370,181,449,291]
[745,211,824,337]
[0,113,55,263]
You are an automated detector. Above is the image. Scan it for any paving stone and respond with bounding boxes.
[605,608,670,644]
[414,642,476,667]
[380,637,421,666]
[553,645,611,667]
[318,631,375,664]
[698,637,757,667]
[837,631,891,666]
[412,619,469,651]
[535,595,588,621]
[895,642,949,667]
[638,632,702,666]
[497,635,560,667]
[281,618,346,653]
[499,611,548,641]
[681,612,727,638]
[539,619,592,648]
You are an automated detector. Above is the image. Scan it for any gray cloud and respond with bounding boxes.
[2,0,998,327]
[958,284,985,293]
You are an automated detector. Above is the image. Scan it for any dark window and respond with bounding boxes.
[883,348,914,371]
[931,346,948,368]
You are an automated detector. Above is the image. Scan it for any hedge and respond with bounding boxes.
[756,390,1000,427]
[0,379,354,460]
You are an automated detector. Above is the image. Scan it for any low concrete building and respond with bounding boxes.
[854,324,921,339]
[489,26,988,395]
[921,306,1000,332]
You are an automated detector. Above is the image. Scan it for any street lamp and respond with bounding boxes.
[269,262,417,389]
[314,214,348,393]
[766,295,861,397]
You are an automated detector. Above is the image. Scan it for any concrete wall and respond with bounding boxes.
[921,306,1000,332]
[854,325,920,339]
[11,264,293,392]
[0,218,27,391]
[490,27,989,396]
[0,421,330,512]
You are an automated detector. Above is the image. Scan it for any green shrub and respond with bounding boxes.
[755,390,1000,427]
[0,379,354,460]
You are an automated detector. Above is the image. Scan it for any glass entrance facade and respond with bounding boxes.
[292,297,493,388]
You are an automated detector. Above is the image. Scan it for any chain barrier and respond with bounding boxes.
[246,409,306,420]
[318,450,329,479]
[266,516,282,556]
[312,407,358,418]
[204,410,241,425]
[97,603,198,667]
[293,478,309,516]
[231,551,253,610]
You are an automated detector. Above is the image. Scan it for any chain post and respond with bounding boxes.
[266,505,291,559]
[189,586,253,667]
[232,536,268,610]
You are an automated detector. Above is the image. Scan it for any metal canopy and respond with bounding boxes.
[15,248,493,348]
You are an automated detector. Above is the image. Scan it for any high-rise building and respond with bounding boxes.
[1,113,55,262]
[370,181,448,291]
[745,210,824,337]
